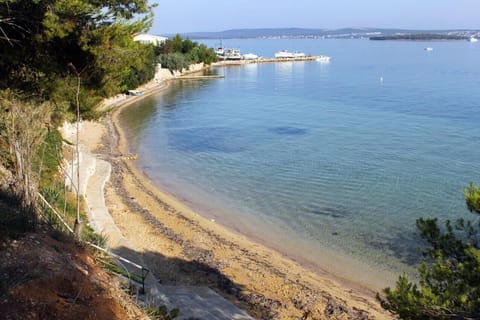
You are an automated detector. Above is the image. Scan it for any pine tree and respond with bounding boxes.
[377,183,480,319]
[0,0,155,117]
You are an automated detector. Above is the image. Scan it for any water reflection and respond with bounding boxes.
[243,63,258,76]
[274,61,294,76]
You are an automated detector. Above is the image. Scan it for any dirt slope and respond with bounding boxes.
[0,225,146,320]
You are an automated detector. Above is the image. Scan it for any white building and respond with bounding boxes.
[133,33,168,46]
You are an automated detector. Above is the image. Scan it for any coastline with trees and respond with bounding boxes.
[1,1,479,319]
[0,0,386,318]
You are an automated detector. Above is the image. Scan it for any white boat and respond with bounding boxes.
[216,48,242,60]
[215,47,225,56]
[316,55,331,62]
[225,49,242,60]
[275,50,307,59]
[242,53,259,60]
[292,51,306,58]
[275,50,295,59]
[424,47,433,51]
[469,37,478,42]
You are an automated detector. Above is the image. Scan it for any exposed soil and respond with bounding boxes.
[0,224,146,320]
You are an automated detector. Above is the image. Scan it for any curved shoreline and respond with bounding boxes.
[98,75,392,318]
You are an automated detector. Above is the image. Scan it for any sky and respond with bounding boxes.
[151,0,480,34]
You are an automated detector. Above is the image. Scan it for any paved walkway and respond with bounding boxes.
[73,145,252,319]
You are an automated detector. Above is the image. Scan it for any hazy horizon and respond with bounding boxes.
[159,26,479,37]
[152,0,480,35]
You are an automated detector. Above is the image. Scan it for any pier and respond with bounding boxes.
[175,74,225,80]
[212,55,330,66]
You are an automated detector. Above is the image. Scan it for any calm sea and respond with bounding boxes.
[119,39,480,290]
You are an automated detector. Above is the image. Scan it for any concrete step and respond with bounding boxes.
[159,285,253,320]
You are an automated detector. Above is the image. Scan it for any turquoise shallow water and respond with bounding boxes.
[119,39,480,289]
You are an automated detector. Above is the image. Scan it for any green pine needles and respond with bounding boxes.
[377,183,480,319]
[156,34,218,71]
[0,0,156,119]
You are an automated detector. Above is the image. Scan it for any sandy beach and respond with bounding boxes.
[78,73,393,319]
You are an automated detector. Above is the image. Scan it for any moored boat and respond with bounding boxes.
[275,50,295,59]
[225,49,242,60]
[275,50,308,59]
[216,48,243,60]
[242,53,259,60]
[316,55,331,62]
[292,51,306,58]
[215,47,225,56]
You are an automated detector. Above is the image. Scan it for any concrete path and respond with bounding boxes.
[160,286,252,320]
[75,146,253,319]
[78,151,173,308]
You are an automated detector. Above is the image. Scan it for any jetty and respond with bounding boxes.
[212,55,330,66]
[175,74,225,80]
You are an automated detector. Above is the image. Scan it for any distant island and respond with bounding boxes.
[370,33,468,41]
[172,27,480,40]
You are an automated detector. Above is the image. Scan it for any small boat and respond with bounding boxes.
[225,49,242,60]
[242,53,259,60]
[275,50,295,59]
[215,39,226,57]
[316,55,331,62]
[424,47,433,51]
[469,37,478,42]
[215,47,225,56]
[275,50,307,59]
[127,90,144,96]
[216,48,242,60]
[292,51,306,58]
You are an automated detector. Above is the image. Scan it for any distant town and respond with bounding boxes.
[173,27,480,40]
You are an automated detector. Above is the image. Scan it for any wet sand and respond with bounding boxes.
[86,76,393,319]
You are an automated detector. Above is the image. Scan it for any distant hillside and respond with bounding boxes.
[171,28,480,40]
[370,34,468,41]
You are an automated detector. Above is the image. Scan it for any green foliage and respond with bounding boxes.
[465,182,480,214]
[377,183,480,319]
[33,129,76,233]
[82,227,108,248]
[158,53,189,72]
[122,42,156,90]
[156,34,217,71]
[0,92,53,206]
[0,0,156,118]
[40,183,77,222]
[182,38,195,54]
[143,305,180,319]
[187,44,218,65]
[0,1,156,248]
[158,40,175,54]
[34,129,64,190]
[171,34,184,53]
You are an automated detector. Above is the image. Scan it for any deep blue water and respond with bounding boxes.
[119,39,480,289]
